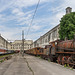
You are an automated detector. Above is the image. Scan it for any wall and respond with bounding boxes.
[11,40,33,51]
[32,25,60,48]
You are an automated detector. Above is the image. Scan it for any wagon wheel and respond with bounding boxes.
[57,56,61,64]
[61,56,67,65]
[49,55,54,62]
[67,56,73,68]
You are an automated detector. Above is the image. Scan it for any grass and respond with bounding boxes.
[0,60,4,63]
[48,58,51,62]
[36,55,41,58]
[64,64,68,67]
[0,53,13,58]
[0,53,14,63]
[64,64,73,70]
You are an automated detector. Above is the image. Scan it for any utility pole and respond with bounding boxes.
[22,30,24,56]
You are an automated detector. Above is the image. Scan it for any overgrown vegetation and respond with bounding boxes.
[64,64,73,70]
[0,60,4,63]
[48,58,51,62]
[59,12,75,40]
[0,54,13,63]
[0,54,13,58]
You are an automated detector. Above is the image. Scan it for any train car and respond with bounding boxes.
[32,47,43,56]
[49,39,75,68]
[0,48,15,55]
[25,47,44,56]
[40,45,51,59]
[25,39,75,68]
[7,50,15,54]
[15,50,20,53]
[25,49,31,54]
[0,48,7,54]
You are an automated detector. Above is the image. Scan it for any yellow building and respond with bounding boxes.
[11,40,33,51]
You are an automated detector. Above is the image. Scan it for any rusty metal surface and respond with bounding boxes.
[56,52,75,54]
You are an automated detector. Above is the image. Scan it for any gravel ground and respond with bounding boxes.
[24,54,75,75]
[0,54,75,75]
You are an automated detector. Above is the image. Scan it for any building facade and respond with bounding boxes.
[11,40,33,51]
[32,7,72,48]
[0,7,72,50]
[0,34,11,49]
[32,25,60,48]
[0,35,33,51]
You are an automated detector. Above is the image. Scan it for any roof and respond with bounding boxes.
[0,35,8,43]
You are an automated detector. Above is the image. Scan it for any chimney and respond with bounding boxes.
[66,7,72,14]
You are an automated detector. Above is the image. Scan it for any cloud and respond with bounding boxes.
[0,0,15,12]
[12,8,25,16]
[0,25,29,40]
[51,0,75,13]
[13,0,50,8]
[17,14,32,25]
[0,0,75,41]
[0,0,50,13]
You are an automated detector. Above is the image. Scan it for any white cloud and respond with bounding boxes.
[51,0,75,13]
[0,14,3,18]
[12,8,25,16]
[12,8,20,13]
[0,0,15,12]
[0,25,29,40]
[31,25,41,31]
[0,0,75,41]
[17,14,32,23]
[13,0,50,8]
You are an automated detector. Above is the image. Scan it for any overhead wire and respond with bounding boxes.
[25,0,40,39]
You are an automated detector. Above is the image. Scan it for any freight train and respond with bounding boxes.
[0,48,7,54]
[49,39,75,67]
[0,48,15,55]
[25,39,75,68]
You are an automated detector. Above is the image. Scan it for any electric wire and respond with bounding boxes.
[25,0,40,39]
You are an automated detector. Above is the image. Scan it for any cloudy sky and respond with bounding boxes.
[0,0,75,41]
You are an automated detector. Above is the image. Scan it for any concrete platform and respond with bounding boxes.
[24,54,75,75]
[0,54,32,75]
[0,54,75,75]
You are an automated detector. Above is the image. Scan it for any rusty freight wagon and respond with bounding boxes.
[30,47,44,56]
[25,39,75,68]
[25,47,44,56]
[49,39,75,68]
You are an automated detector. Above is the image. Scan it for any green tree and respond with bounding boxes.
[59,12,75,40]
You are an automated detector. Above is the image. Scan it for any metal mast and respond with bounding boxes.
[22,30,24,56]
